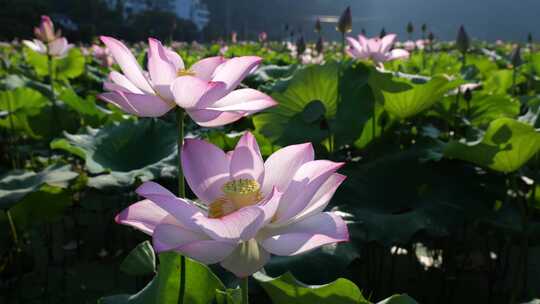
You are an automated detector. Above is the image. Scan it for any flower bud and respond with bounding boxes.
[528,32,533,45]
[456,25,470,54]
[406,22,414,35]
[296,36,306,56]
[510,44,522,67]
[463,88,472,102]
[428,32,435,42]
[379,28,387,38]
[315,18,322,33]
[336,6,352,34]
[361,28,366,36]
[316,36,324,54]
[34,15,60,43]
[421,23,427,34]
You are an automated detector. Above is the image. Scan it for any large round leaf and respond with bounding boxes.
[52,119,177,188]
[253,61,373,148]
[0,164,78,210]
[253,271,368,304]
[369,71,461,120]
[0,87,48,138]
[444,118,540,173]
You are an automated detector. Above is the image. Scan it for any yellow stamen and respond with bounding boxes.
[177,69,195,77]
[208,179,262,218]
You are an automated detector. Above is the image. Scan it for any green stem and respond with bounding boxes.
[241,277,249,304]
[6,96,17,169]
[512,67,517,96]
[372,102,377,143]
[176,108,186,304]
[6,210,19,249]
[341,32,345,58]
[47,55,60,132]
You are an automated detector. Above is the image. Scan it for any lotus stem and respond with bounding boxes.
[177,108,187,304]
[6,210,19,249]
[241,277,249,304]
[47,54,60,133]
[6,96,17,169]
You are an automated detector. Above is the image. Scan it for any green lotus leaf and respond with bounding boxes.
[101,255,225,304]
[444,118,540,173]
[369,71,462,120]
[0,164,78,210]
[376,294,418,304]
[120,241,156,276]
[53,119,177,188]
[253,61,373,148]
[253,271,368,304]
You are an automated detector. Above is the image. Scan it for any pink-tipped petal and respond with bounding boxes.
[171,76,227,109]
[380,33,397,53]
[260,212,349,256]
[115,199,169,235]
[230,132,264,183]
[98,91,174,117]
[212,56,262,92]
[274,160,344,224]
[107,71,143,93]
[388,49,410,61]
[346,37,363,54]
[181,139,230,204]
[48,38,69,57]
[153,224,236,264]
[187,109,245,127]
[136,181,202,232]
[153,223,207,252]
[221,239,270,277]
[258,187,282,225]
[100,36,154,94]
[261,143,314,195]
[23,39,46,53]
[208,89,277,112]
[148,38,177,100]
[292,173,347,222]
[164,48,185,71]
[193,206,265,242]
[191,56,226,81]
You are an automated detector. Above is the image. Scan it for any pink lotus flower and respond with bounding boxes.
[115,132,349,277]
[92,44,114,67]
[33,16,61,43]
[98,36,276,126]
[401,39,427,51]
[347,33,410,64]
[258,32,268,43]
[23,16,73,58]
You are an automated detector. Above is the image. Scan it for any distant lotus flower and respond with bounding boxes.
[33,15,61,43]
[92,44,114,67]
[347,34,410,64]
[402,39,427,51]
[115,132,349,277]
[258,32,268,43]
[98,36,276,125]
[231,31,238,43]
[23,16,73,57]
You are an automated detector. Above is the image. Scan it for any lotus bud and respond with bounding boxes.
[296,36,306,56]
[510,44,522,67]
[315,18,322,33]
[421,23,427,34]
[463,88,472,102]
[336,6,352,34]
[528,32,533,45]
[456,25,470,54]
[316,36,324,54]
[428,32,435,42]
[379,28,387,38]
[34,15,60,43]
[361,28,366,36]
[406,22,414,35]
